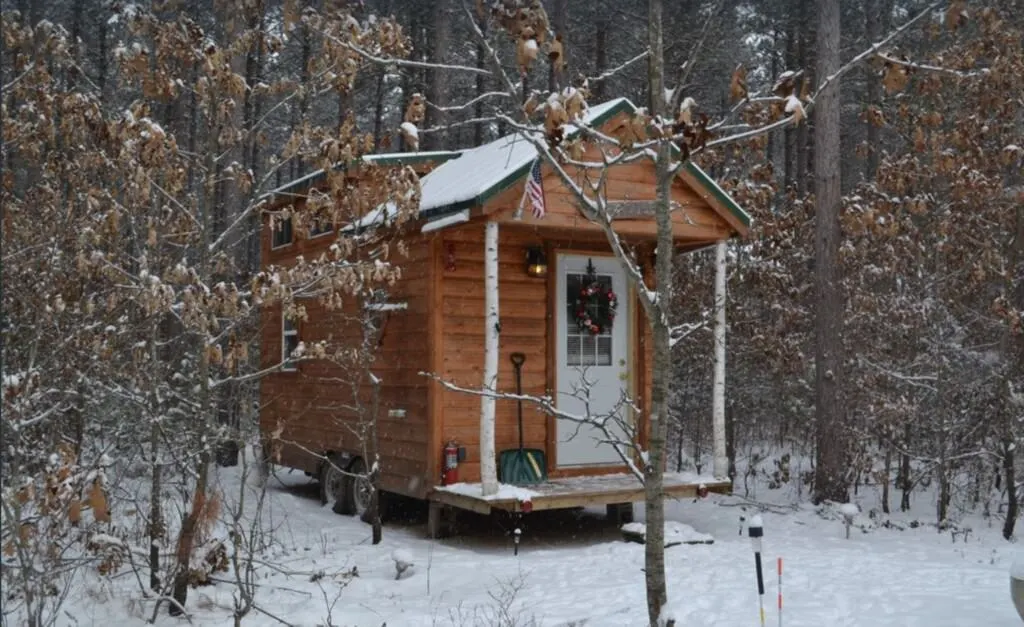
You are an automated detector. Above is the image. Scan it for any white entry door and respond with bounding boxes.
[555,253,631,467]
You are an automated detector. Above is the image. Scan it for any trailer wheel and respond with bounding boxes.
[319,453,349,508]
[343,457,373,519]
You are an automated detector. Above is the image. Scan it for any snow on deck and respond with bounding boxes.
[435,481,542,502]
[432,471,727,512]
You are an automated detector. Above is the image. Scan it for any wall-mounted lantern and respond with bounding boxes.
[525,246,548,278]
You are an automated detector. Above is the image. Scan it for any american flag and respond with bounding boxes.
[520,157,547,219]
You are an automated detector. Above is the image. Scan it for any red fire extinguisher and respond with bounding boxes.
[442,440,459,485]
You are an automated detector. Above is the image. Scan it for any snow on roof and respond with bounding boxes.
[259,151,462,204]
[260,97,751,236]
[418,98,631,213]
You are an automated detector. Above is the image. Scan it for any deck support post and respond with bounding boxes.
[480,220,500,496]
[607,502,635,524]
[427,501,457,539]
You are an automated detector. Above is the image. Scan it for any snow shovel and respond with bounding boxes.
[498,352,547,485]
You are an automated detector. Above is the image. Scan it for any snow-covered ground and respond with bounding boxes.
[58,466,1023,626]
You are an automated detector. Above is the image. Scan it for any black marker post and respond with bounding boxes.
[748,515,766,627]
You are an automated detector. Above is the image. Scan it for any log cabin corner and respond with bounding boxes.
[258,97,752,536]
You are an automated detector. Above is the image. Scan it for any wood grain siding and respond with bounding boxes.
[481,137,733,244]
[437,225,548,484]
[259,205,434,498]
[436,225,654,483]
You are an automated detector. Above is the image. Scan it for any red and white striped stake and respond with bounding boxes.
[777,557,783,627]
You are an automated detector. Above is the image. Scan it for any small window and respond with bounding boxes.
[272,216,293,248]
[281,315,298,370]
[309,218,332,238]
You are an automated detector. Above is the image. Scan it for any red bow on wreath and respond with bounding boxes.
[573,259,617,336]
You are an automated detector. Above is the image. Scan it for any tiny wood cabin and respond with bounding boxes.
[259,98,751,525]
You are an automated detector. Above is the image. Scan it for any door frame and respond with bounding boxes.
[545,247,638,473]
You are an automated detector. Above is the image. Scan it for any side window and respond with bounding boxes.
[281,314,298,370]
[272,216,293,248]
[309,218,332,238]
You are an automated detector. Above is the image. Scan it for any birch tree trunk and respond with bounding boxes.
[711,241,728,479]
[480,221,500,496]
[812,0,849,504]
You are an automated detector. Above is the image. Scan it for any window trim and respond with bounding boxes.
[308,210,334,239]
[308,222,333,239]
[281,313,298,371]
[270,216,294,250]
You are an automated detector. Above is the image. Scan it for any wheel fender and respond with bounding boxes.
[321,451,355,476]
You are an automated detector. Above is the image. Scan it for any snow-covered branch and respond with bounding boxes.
[875,52,981,78]
[324,32,491,76]
[421,371,646,482]
[585,49,651,85]
[703,2,940,149]
[427,91,510,113]
[669,315,711,348]
[858,357,939,393]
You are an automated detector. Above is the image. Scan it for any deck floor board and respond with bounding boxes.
[430,472,730,513]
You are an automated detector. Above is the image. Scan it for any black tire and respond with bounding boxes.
[340,457,372,518]
[319,453,349,508]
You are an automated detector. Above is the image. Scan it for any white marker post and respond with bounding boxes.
[748,515,766,627]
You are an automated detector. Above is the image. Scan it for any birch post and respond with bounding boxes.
[712,240,728,479]
[480,220,500,496]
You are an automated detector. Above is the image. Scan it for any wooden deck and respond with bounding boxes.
[429,472,731,514]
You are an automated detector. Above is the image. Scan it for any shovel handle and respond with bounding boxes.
[510,352,526,367]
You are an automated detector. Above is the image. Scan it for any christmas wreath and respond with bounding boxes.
[573,259,617,335]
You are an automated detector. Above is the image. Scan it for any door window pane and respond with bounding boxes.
[566,270,614,366]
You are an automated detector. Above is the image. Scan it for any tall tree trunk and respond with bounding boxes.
[881,442,891,514]
[170,456,210,613]
[782,10,797,191]
[900,422,912,511]
[424,0,450,151]
[1001,191,1023,539]
[473,3,487,147]
[293,25,311,178]
[726,402,737,481]
[645,1,672,624]
[373,69,386,149]
[863,0,892,182]
[548,0,568,91]
[593,17,608,101]
[795,4,812,196]
[811,0,848,505]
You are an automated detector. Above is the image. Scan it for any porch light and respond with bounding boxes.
[525,246,547,278]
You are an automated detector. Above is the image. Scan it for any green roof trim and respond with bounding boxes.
[365,151,463,166]
[682,162,753,228]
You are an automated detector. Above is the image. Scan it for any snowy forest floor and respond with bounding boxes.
[60,465,1022,627]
